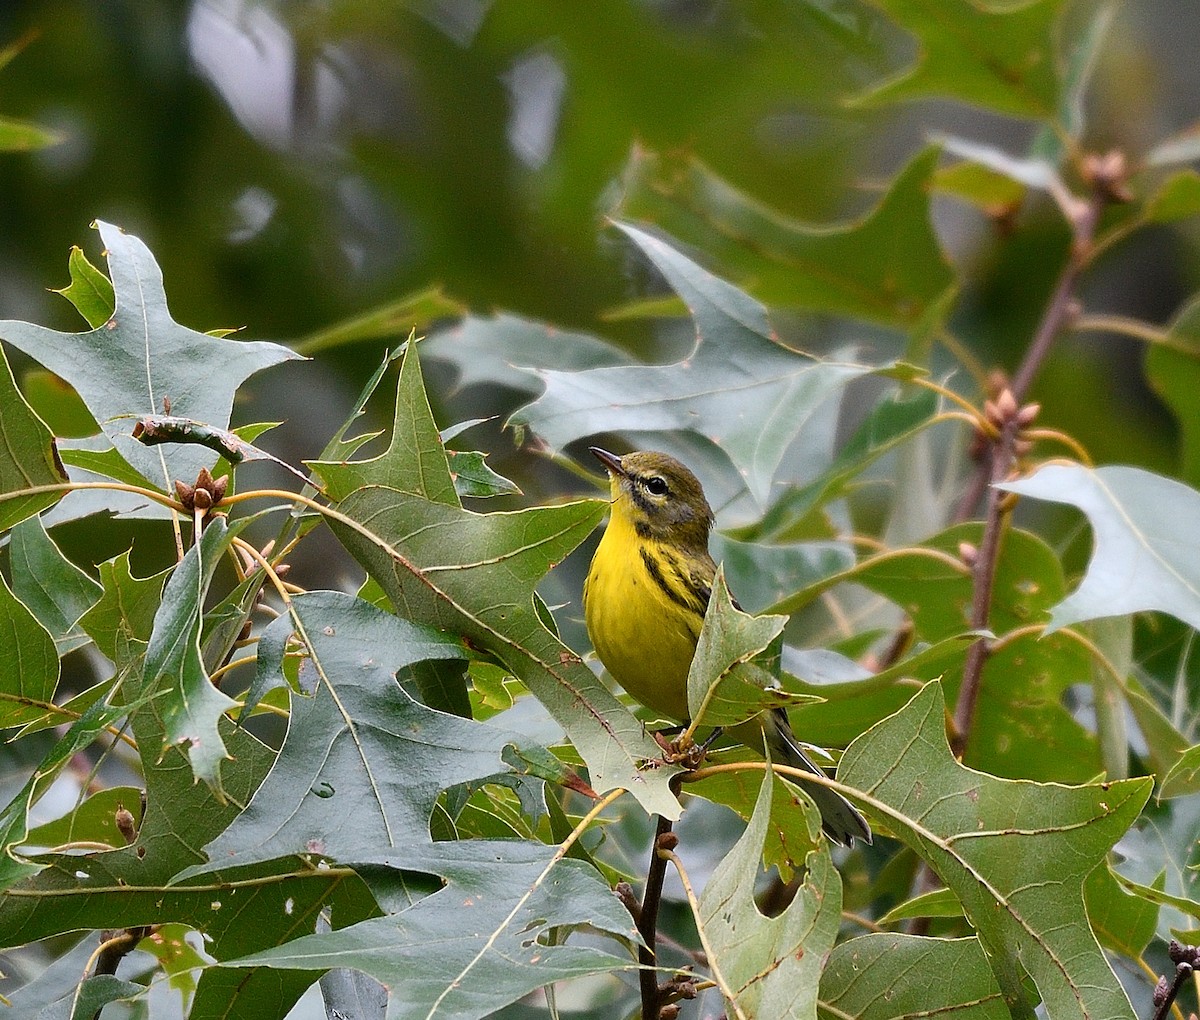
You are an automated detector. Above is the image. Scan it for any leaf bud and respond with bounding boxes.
[1154,975,1170,1006]
[995,387,1018,422]
[115,804,137,845]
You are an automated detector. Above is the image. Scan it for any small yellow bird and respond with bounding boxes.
[584,447,870,846]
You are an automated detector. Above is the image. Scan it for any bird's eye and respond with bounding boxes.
[644,475,669,496]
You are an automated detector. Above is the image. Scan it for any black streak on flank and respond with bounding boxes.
[640,546,694,613]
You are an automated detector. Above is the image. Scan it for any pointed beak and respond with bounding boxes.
[589,446,626,477]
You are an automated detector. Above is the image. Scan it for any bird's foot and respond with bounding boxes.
[653,731,709,770]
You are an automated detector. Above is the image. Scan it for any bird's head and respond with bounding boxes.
[590,447,714,548]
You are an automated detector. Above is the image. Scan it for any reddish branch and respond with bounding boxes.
[954,164,1114,524]
[949,155,1126,753]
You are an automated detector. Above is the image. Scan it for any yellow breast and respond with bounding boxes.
[583,509,702,722]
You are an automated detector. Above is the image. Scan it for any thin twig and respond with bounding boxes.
[639,814,676,1020]
[952,414,1021,756]
[954,186,1108,523]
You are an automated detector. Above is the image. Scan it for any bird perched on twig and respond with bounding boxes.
[583,446,870,846]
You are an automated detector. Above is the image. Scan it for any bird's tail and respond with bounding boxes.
[759,709,872,847]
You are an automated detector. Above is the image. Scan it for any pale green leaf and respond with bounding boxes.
[819,934,1006,1020]
[0,114,63,152]
[512,222,871,506]
[1001,464,1200,633]
[222,841,638,1020]
[52,245,115,328]
[0,221,300,490]
[1145,170,1200,224]
[697,764,838,1019]
[840,682,1150,1020]
[878,887,964,924]
[1146,121,1200,167]
[423,312,633,394]
[294,286,464,354]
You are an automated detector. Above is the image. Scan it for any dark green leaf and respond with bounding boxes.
[329,484,681,818]
[9,516,102,655]
[1147,295,1200,487]
[690,754,824,881]
[78,550,168,664]
[1083,861,1159,958]
[852,0,1065,120]
[687,568,805,729]
[0,345,68,531]
[310,340,458,506]
[186,591,515,873]
[447,448,520,499]
[0,700,128,889]
[0,569,59,729]
[614,146,955,330]
[142,517,247,789]
[24,786,142,852]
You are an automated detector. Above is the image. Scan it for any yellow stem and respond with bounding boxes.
[935,329,990,389]
[1023,428,1093,466]
[660,848,748,1020]
[908,376,988,420]
[45,840,118,854]
[210,654,258,685]
[842,910,886,933]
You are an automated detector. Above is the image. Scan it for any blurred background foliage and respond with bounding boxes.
[0,0,1196,480]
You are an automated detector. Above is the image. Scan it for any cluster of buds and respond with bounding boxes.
[174,466,228,515]
[658,968,699,1018]
[1152,940,1200,1017]
[969,384,1041,463]
[1081,149,1133,206]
